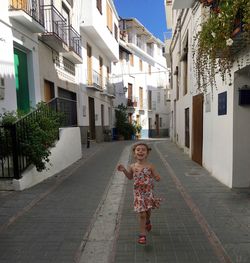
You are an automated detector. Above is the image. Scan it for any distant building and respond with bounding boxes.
[113,18,171,139]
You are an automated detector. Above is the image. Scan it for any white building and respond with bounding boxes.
[167,0,250,188]
[113,18,171,139]
[38,0,119,143]
[0,0,44,113]
[78,0,119,142]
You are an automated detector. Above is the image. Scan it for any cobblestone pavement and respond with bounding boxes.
[0,139,249,263]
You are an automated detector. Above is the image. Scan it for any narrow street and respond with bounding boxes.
[0,140,250,263]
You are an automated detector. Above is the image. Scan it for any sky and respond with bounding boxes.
[113,0,167,42]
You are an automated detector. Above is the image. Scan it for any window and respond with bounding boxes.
[148,64,151,75]
[114,24,118,41]
[96,0,102,14]
[182,34,188,96]
[130,54,134,66]
[157,92,160,103]
[106,1,113,33]
[99,56,103,88]
[139,87,143,109]
[148,90,152,110]
[139,59,143,71]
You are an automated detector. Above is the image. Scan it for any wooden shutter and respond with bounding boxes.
[106,1,113,32]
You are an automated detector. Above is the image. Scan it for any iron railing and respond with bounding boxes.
[9,0,45,26]
[0,97,77,180]
[42,4,68,44]
[49,97,77,127]
[67,25,82,57]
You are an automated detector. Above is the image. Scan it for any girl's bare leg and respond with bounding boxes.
[146,209,151,223]
[139,212,147,235]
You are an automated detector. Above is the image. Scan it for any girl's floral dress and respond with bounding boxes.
[133,166,161,213]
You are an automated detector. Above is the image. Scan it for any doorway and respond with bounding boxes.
[44,80,55,102]
[14,48,30,113]
[192,94,203,165]
[155,114,160,136]
[88,97,96,140]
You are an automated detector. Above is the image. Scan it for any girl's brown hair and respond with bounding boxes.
[132,143,152,153]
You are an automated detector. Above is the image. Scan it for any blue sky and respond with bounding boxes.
[113,0,167,42]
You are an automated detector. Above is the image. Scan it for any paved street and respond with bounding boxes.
[0,139,250,263]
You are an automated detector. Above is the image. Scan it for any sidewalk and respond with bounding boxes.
[114,140,250,263]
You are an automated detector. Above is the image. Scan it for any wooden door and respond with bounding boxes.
[185,107,190,148]
[139,87,143,109]
[101,104,104,130]
[192,94,203,165]
[155,114,160,136]
[128,83,132,106]
[88,97,96,140]
[44,80,55,102]
[87,44,92,85]
[99,56,103,88]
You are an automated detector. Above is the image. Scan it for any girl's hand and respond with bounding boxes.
[155,175,161,182]
[117,164,126,172]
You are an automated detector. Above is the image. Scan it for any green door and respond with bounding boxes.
[14,48,30,113]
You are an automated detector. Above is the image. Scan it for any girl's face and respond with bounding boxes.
[134,145,148,161]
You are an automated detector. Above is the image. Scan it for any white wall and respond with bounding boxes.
[233,67,250,187]
[13,127,82,191]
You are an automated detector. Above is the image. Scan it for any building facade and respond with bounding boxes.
[0,0,44,113]
[167,0,250,188]
[113,18,171,139]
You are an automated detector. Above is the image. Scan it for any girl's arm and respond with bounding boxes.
[151,164,160,181]
[117,164,133,180]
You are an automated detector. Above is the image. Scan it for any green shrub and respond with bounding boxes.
[0,102,63,172]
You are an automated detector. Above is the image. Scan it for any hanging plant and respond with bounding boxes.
[193,0,250,92]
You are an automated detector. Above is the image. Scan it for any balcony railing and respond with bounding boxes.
[0,97,77,179]
[9,0,45,28]
[67,25,82,57]
[54,55,75,76]
[136,37,144,50]
[93,70,102,89]
[127,97,138,107]
[42,5,68,44]
[147,45,153,57]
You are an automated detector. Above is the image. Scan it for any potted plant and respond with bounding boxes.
[193,0,250,92]
[133,121,142,140]
[115,104,136,140]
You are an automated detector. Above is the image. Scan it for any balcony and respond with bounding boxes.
[87,70,103,91]
[172,0,196,9]
[127,98,138,108]
[61,26,82,64]
[80,0,119,61]
[42,5,68,53]
[8,0,45,33]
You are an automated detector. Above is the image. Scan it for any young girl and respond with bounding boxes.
[117,142,161,245]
